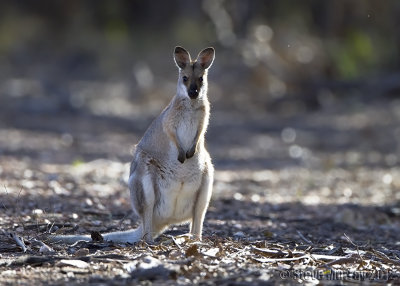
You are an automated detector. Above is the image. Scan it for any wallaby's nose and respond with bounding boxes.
[188,84,198,99]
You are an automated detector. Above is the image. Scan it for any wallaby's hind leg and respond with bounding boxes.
[190,164,214,240]
[141,174,155,242]
[129,171,155,243]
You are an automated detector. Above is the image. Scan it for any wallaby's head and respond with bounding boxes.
[174,46,215,99]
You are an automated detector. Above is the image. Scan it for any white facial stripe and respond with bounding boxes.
[177,79,189,98]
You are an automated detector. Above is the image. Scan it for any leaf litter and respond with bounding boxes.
[1,99,400,284]
[1,158,400,285]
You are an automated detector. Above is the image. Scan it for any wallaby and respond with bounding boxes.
[48,46,215,244]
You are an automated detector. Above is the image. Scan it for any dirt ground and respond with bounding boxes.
[1,90,400,285]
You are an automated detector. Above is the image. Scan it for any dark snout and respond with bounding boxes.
[188,84,199,99]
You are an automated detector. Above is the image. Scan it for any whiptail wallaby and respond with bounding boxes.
[49,46,215,244]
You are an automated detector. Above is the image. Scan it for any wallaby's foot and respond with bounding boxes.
[173,233,196,242]
[190,234,202,241]
[143,233,155,244]
[144,239,156,245]
[177,233,201,241]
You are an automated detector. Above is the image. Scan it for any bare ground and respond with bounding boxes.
[1,94,400,285]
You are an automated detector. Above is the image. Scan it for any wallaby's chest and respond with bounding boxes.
[176,110,200,151]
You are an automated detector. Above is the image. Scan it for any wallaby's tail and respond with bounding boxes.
[102,227,143,243]
[47,226,143,245]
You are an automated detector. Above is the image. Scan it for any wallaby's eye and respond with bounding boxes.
[183,76,188,82]
[199,76,203,82]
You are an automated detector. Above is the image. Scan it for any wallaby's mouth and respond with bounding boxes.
[188,86,199,99]
[189,90,199,99]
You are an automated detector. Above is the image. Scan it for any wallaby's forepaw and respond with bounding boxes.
[178,149,186,163]
[186,145,196,159]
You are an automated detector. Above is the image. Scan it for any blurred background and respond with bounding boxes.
[0,0,400,254]
[0,0,400,199]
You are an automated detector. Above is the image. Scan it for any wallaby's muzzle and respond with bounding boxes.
[189,84,199,99]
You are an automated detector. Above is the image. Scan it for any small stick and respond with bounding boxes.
[370,249,400,266]
[30,238,55,254]
[324,253,361,267]
[2,185,10,212]
[48,221,56,233]
[7,231,28,252]
[252,246,303,258]
[168,235,183,250]
[296,230,313,245]
[254,254,310,263]
[343,233,365,266]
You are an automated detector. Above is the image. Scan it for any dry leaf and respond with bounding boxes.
[186,245,200,257]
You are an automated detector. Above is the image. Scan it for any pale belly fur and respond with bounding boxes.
[152,142,204,229]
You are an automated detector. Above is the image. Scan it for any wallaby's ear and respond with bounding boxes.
[174,46,191,69]
[196,47,215,70]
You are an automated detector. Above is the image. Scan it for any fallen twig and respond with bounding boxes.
[296,230,313,245]
[4,231,28,252]
[324,253,361,267]
[253,254,310,263]
[343,233,366,267]
[252,247,300,258]
[370,249,400,267]
[30,238,55,254]
[168,235,183,250]
[1,185,9,212]
[252,246,355,263]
